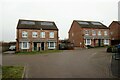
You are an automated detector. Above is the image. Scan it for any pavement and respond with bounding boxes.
[3,48,115,78]
[3,51,15,54]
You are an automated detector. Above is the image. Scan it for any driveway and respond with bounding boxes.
[3,48,114,78]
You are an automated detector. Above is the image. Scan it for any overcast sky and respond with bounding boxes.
[1,0,119,42]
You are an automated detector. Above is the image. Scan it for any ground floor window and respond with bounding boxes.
[85,39,91,45]
[20,42,29,49]
[48,42,56,49]
[104,39,109,45]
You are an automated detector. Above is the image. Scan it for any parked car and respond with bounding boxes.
[107,45,118,53]
[9,45,16,51]
[59,44,66,50]
[86,45,94,49]
[107,46,112,52]
[112,45,118,53]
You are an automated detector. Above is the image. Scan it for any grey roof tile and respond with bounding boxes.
[17,19,58,30]
[75,20,109,29]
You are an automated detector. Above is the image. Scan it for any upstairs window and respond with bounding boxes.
[98,31,101,36]
[22,31,28,38]
[104,31,108,36]
[92,30,96,36]
[49,32,54,38]
[85,30,89,35]
[40,32,45,38]
[32,32,38,38]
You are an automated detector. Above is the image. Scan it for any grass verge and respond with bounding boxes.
[2,66,24,79]
[16,50,63,55]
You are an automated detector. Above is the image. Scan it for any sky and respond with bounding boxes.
[118,1,120,21]
[1,0,119,42]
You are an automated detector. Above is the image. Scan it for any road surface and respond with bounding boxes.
[3,48,114,78]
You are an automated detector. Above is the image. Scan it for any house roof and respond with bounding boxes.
[17,19,58,30]
[109,21,120,28]
[74,20,108,29]
[113,21,120,25]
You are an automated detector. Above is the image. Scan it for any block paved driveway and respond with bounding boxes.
[3,48,114,78]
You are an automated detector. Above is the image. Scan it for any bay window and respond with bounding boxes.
[48,42,55,49]
[104,39,109,45]
[20,42,29,49]
[85,39,91,45]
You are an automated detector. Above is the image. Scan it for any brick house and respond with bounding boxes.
[109,21,120,45]
[16,19,59,52]
[68,20,110,48]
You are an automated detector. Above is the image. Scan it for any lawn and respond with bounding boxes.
[2,66,24,79]
[0,65,1,79]
[16,50,63,55]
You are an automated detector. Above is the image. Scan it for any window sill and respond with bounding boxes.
[21,48,29,49]
[104,43,109,45]
[48,47,55,49]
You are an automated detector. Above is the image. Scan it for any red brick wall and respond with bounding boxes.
[110,22,120,40]
[18,29,58,40]
[16,29,58,52]
[82,28,110,37]
[69,21,110,48]
[69,21,84,47]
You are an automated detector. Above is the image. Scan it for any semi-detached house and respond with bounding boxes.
[16,19,59,52]
[109,21,120,45]
[69,20,110,48]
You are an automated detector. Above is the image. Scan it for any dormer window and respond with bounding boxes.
[22,31,28,38]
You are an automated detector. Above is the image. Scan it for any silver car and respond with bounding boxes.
[9,45,16,51]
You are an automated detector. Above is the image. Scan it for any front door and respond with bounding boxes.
[98,39,101,47]
[34,42,37,51]
[41,42,44,50]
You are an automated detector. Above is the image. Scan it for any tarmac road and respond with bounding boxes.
[3,48,114,78]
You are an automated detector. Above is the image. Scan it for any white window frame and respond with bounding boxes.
[98,31,101,36]
[21,42,29,49]
[32,32,38,38]
[49,32,54,38]
[85,30,89,35]
[85,39,91,45]
[22,31,28,38]
[40,32,45,38]
[48,42,55,49]
[104,39,109,45]
[104,31,108,36]
[92,30,96,36]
